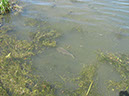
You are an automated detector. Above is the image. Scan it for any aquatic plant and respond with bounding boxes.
[31,30,60,53]
[0,56,56,95]
[0,0,23,15]
[0,21,103,95]
[0,0,10,14]
[98,51,129,91]
[0,24,102,95]
[0,25,14,33]
[0,12,106,95]
[64,65,101,96]
[0,23,60,95]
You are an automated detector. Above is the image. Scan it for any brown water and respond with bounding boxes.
[5,0,129,95]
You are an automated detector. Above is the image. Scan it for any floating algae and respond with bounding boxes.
[98,51,129,92]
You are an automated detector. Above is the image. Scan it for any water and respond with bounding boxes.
[6,0,129,95]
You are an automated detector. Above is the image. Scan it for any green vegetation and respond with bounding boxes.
[64,65,101,96]
[1,1,129,95]
[0,20,60,95]
[0,16,101,95]
[1,18,129,95]
[0,0,10,14]
[0,0,23,15]
[31,30,60,54]
[98,51,129,92]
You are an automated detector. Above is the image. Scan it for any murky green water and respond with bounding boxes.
[5,0,129,95]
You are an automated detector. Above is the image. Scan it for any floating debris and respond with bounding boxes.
[5,52,11,58]
[86,80,94,96]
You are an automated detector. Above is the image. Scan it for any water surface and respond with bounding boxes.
[6,0,129,95]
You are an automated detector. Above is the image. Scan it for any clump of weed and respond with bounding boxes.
[0,54,56,95]
[64,65,101,96]
[0,0,10,15]
[98,51,129,91]
[0,23,60,95]
[31,30,60,53]
[0,25,14,33]
[0,0,23,15]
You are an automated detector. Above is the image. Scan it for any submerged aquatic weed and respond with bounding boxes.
[0,11,102,95]
[31,30,60,53]
[24,18,40,27]
[0,26,100,95]
[0,56,56,96]
[98,51,129,91]
[0,25,14,33]
[65,65,101,96]
[24,17,49,29]
[0,23,60,95]
[0,83,9,96]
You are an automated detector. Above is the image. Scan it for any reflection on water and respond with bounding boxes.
[8,0,129,95]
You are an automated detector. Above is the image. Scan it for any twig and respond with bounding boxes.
[86,80,93,96]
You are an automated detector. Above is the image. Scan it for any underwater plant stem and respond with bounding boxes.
[86,80,93,96]
[59,75,66,82]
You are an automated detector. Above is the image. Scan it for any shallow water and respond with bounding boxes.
[6,0,129,95]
